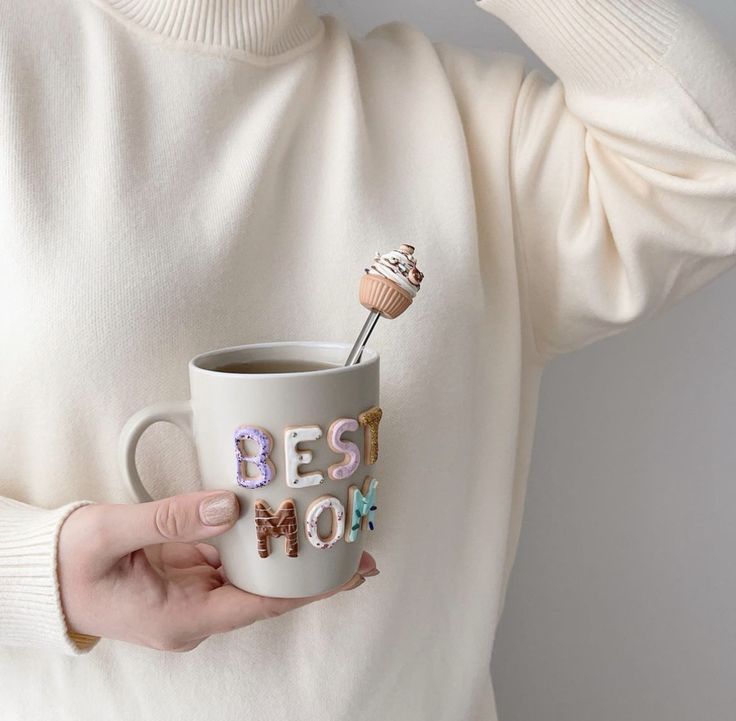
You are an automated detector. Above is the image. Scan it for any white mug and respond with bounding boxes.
[118,341,380,598]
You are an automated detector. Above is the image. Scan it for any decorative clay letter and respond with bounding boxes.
[304,495,345,550]
[327,418,360,481]
[346,476,378,543]
[358,406,382,465]
[254,498,299,558]
[284,425,325,488]
[235,425,275,489]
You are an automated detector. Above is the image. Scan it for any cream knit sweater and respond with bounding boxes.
[1,1,734,719]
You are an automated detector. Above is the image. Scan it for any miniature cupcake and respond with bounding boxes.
[359,244,424,319]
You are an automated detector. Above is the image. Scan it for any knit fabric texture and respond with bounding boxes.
[0,1,734,718]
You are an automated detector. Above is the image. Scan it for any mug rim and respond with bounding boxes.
[189,341,379,378]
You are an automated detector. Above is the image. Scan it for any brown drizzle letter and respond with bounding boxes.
[254,498,299,558]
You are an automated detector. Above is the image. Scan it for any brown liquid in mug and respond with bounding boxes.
[213,359,338,374]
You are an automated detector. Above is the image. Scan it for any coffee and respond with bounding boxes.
[213,359,337,374]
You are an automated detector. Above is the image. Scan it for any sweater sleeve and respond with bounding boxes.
[475,0,736,360]
[0,496,101,656]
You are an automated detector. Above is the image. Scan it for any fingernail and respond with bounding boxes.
[200,493,238,526]
[346,574,366,590]
[363,568,380,578]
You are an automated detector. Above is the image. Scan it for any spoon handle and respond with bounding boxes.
[344,310,381,366]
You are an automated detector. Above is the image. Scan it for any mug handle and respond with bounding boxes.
[118,400,194,503]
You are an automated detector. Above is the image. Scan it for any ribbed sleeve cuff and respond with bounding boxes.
[475,0,683,92]
[0,497,101,656]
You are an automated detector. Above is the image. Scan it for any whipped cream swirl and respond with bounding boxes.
[365,244,424,298]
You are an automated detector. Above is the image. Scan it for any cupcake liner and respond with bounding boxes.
[359,274,413,319]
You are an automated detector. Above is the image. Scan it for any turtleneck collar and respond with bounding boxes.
[91,0,324,61]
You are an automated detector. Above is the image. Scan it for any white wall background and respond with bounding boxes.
[313,1,736,719]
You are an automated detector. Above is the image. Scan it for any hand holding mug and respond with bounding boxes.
[58,490,378,652]
[118,342,382,598]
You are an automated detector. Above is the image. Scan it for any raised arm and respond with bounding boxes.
[474,0,736,359]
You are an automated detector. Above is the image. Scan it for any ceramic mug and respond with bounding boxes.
[118,341,381,598]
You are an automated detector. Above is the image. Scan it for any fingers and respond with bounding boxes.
[143,544,163,569]
[194,552,378,637]
[170,637,209,653]
[194,543,222,568]
[355,551,378,576]
[95,491,240,561]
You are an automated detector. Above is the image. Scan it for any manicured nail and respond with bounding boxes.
[200,493,238,526]
[346,574,366,590]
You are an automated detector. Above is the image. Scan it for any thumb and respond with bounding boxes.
[102,491,240,559]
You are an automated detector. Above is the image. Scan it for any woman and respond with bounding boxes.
[1,1,734,719]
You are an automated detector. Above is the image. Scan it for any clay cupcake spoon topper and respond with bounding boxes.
[344,244,424,366]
